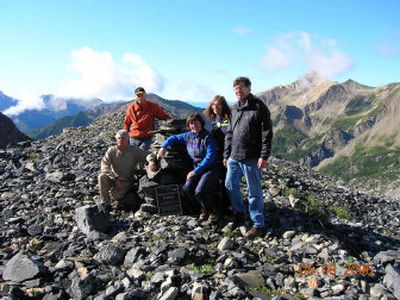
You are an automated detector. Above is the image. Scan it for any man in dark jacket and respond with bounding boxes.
[223,76,273,238]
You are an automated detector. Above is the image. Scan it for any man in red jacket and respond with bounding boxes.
[123,87,172,150]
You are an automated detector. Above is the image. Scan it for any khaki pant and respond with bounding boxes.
[98,173,133,205]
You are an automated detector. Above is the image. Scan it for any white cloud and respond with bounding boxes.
[3,88,45,116]
[307,48,353,79]
[261,32,353,79]
[58,47,165,100]
[232,27,251,36]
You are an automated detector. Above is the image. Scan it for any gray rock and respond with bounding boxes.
[218,237,235,251]
[115,290,146,300]
[231,270,265,288]
[126,267,145,281]
[2,252,46,282]
[191,282,209,300]
[75,204,112,236]
[168,247,187,264]
[27,223,44,236]
[94,243,125,265]
[67,271,93,300]
[124,247,146,268]
[384,264,400,299]
[159,286,178,300]
[375,250,400,264]
[283,230,296,239]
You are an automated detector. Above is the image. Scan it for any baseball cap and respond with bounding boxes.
[135,87,146,95]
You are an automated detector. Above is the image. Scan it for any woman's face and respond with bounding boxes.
[188,119,202,133]
[211,99,223,117]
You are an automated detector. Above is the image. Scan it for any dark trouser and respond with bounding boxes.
[129,136,152,151]
[182,168,221,213]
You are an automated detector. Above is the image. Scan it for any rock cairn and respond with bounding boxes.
[0,106,399,299]
[139,119,193,215]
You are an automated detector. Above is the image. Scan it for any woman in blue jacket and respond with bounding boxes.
[158,112,221,222]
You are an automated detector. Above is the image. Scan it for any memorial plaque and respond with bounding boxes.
[155,184,182,216]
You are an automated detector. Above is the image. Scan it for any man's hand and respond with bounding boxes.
[257,158,267,169]
[158,147,166,159]
[186,171,196,180]
[148,161,158,172]
[223,159,228,168]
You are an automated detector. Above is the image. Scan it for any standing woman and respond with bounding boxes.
[158,113,221,222]
[204,95,231,215]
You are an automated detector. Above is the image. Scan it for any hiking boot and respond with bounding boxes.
[198,210,209,221]
[244,227,265,239]
[208,213,219,223]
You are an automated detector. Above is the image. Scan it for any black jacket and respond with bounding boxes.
[224,94,273,161]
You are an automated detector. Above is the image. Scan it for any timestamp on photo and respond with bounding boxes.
[296,261,375,277]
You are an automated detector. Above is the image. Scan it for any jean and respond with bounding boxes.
[183,168,221,212]
[225,158,264,228]
[130,136,152,151]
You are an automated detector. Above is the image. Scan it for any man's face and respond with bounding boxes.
[116,136,129,151]
[233,82,251,101]
[136,92,145,102]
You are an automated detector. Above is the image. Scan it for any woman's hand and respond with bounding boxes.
[186,171,196,180]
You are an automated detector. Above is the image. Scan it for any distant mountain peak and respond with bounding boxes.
[341,79,374,91]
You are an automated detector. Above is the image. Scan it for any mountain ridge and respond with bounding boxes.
[257,76,400,197]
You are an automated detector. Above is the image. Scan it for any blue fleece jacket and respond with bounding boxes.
[162,129,218,175]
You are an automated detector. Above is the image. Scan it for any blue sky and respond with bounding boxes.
[1,0,399,114]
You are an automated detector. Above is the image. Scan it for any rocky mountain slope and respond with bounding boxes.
[27,93,204,140]
[0,112,31,149]
[28,103,126,140]
[1,105,399,299]
[257,73,400,197]
[0,90,204,140]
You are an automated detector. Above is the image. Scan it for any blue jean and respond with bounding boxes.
[183,168,221,212]
[225,158,264,228]
[130,136,152,151]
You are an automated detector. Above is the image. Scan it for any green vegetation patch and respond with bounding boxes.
[25,151,39,162]
[247,285,284,297]
[329,205,350,219]
[288,191,350,220]
[344,95,373,115]
[185,263,214,274]
[333,115,364,132]
[320,142,400,187]
[272,125,321,161]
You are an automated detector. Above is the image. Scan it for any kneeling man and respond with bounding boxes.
[98,130,147,211]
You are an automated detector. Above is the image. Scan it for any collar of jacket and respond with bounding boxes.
[235,93,255,110]
[189,128,208,138]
